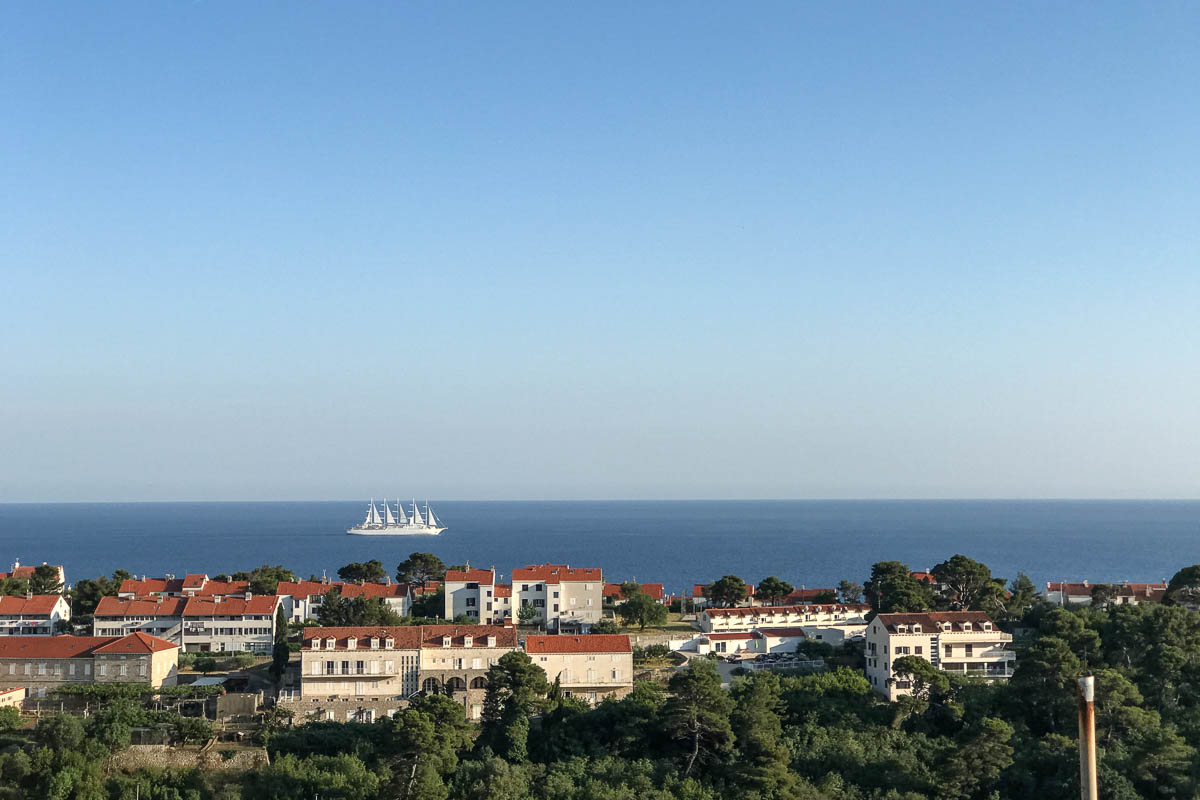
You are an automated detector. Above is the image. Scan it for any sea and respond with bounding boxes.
[0,500,1196,594]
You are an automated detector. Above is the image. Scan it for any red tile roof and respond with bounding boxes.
[705,632,757,641]
[92,632,178,654]
[704,604,869,618]
[755,627,808,638]
[512,564,602,584]
[0,634,173,659]
[444,569,494,584]
[875,611,996,633]
[419,625,517,648]
[603,583,664,600]
[275,580,337,597]
[181,596,280,617]
[494,584,512,598]
[302,626,423,649]
[0,595,65,616]
[182,574,208,589]
[301,625,517,650]
[524,634,631,654]
[120,578,178,595]
[910,572,936,584]
[119,576,250,597]
[95,596,188,617]
[339,583,407,600]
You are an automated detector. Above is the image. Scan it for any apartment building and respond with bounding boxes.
[691,626,811,656]
[0,595,71,636]
[294,624,516,722]
[697,604,870,644]
[1045,581,1167,606]
[276,579,411,623]
[181,595,281,653]
[524,634,633,704]
[864,612,1015,701]
[512,564,603,632]
[443,568,507,623]
[0,633,179,695]
[94,596,186,640]
[118,574,250,599]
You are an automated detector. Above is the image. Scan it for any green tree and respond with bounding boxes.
[617,588,668,631]
[28,564,64,595]
[1164,564,1200,607]
[336,559,387,584]
[232,564,297,595]
[410,587,445,620]
[755,576,794,606]
[997,572,1039,622]
[864,561,932,614]
[480,652,549,760]
[704,575,748,608]
[0,577,28,597]
[194,656,218,674]
[516,603,539,626]
[396,553,447,596]
[1089,583,1119,609]
[930,554,1003,611]
[591,618,621,634]
[729,671,800,799]
[0,706,20,731]
[1008,636,1081,735]
[663,658,734,777]
[316,588,404,627]
[838,579,864,603]
[242,753,381,800]
[270,604,290,682]
[891,655,950,700]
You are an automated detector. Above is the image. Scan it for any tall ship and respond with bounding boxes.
[347,499,446,536]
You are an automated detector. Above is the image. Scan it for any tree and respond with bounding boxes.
[396,553,446,596]
[1164,564,1200,607]
[232,564,297,595]
[194,656,218,674]
[930,554,1003,611]
[755,576,794,606]
[516,603,539,626]
[864,561,932,614]
[617,590,668,631]
[410,587,445,620]
[996,572,1039,622]
[0,706,19,732]
[317,588,404,627]
[891,655,950,700]
[270,604,290,682]
[0,576,28,597]
[337,559,387,584]
[591,618,621,634]
[838,579,864,603]
[1090,583,1119,609]
[28,564,63,595]
[812,589,838,603]
[704,575,748,608]
[729,671,800,798]
[663,658,734,777]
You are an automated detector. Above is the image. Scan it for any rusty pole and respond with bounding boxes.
[1077,674,1098,800]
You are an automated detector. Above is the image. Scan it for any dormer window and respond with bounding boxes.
[912,624,921,633]
[347,637,357,650]
[370,637,379,649]
[325,637,335,649]
[487,635,496,647]
[384,638,394,648]
[982,622,992,631]
[442,636,451,648]
[962,623,972,631]
[311,638,321,650]
[463,635,472,647]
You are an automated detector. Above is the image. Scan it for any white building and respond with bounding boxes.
[97,594,281,653]
[697,604,870,644]
[276,580,412,623]
[512,564,603,632]
[94,596,186,640]
[865,611,1015,701]
[524,634,633,704]
[1045,581,1166,607]
[0,595,71,636]
[118,574,249,599]
[443,569,514,624]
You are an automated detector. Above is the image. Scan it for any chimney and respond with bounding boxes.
[244,591,253,601]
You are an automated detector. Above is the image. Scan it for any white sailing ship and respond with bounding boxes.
[347,499,446,536]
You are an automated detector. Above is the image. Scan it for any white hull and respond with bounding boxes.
[347,525,446,536]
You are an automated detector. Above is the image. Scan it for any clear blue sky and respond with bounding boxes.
[2,3,1198,501]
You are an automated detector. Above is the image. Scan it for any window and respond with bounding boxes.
[521,584,529,592]
[385,660,394,673]
[466,597,476,607]
[553,591,559,598]
[370,660,379,674]
[964,644,973,657]
[311,661,321,675]
[37,663,46,676]
[97,664,106,677]
[326,661,336,675]
[356,661,365,674]
[915,646,923,655]
[341,661,351,675]
[944,644,952,657]
[139,664,147,676]
[534,599,545,608]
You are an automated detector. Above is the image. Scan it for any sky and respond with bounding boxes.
[2,3,1198,501]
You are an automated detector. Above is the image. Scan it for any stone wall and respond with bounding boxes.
[108,743,269,772]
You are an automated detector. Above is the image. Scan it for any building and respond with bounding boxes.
[697,604,870,644]
[443,568,509,623]
[690,626,811,656]
[511,565,603,632]
[864,612,1015,701]
[0,595,72,636]
[181,595,281,653]
[0,688,23,708]
[94,596,186,640]
[1045,581,1167,607]
[524,634,633,704]
[0,560,65,587]
[691,582,756,609]
[602,583,665,604]
[0,633,179,695]
[276,579,412,623]
[293,624,517,722]
[118,574,250,599]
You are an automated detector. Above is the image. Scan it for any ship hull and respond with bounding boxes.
[346,526,446,536]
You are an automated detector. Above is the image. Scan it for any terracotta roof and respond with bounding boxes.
[182,574,207,589]
[1047,581,1167,596]
[119,576,249,597]
[704,632,757,641]
[755,627,808,638]
[276,580,337,597]
[875,611,996,633]
[0,595,64,616]
[92,632,177,654]
[339,583,406,600]
[705,604,869,618]
[910,572,936,584]
[494,584,512,598]
[0,635,129,659]
[524,634,631,654]
[120,578,179,595]
[782,588,837,602]
[444,569,494,584]
[302,626,424,649]
[95,596,188,617]
[419,625,517,648]
[604,583,664,600]
[512,564,602,584]
[181,596,280,617]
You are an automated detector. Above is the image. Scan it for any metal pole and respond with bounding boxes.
[1077,674,1098,800]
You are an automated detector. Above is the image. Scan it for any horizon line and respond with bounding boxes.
[2,497,1198,505]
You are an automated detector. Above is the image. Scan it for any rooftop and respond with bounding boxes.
[524,634,632,654]
[875,611,997,634]
[512,564,602,584]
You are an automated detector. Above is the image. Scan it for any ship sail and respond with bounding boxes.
[394,500,408,525]
[367,501,382,526]
[411,501,425,526]
[426,505,439,528]
[383,500,396,526]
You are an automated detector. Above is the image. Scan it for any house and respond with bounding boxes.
[602,583,665,604]
[443,568,509,623]
[691,626,811,656]
[697,604,870,644]
[180,595,282,653]
[511,565,603,632]
[0,688,23,708]
[691,582,756,609]
[864,612,1015,701]
[0,595,72,636]
[524,634,633,704]
[0,560,65,587]
[1045,581,1167,606]
[118,574,250,599]
[94,596,187,640]
[0,632,179,695]
[293,624,517,722]
[277,579,411,623]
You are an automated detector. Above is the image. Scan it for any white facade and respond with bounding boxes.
[512,565,603,632]
[865,612,1015,701]
[698,604,869,644]
[524,635,633,704]
[0,595,71,636]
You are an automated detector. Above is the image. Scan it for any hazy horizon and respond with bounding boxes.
[4,3,1198,503]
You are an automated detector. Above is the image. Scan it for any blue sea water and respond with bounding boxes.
[0,501,1196,594]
